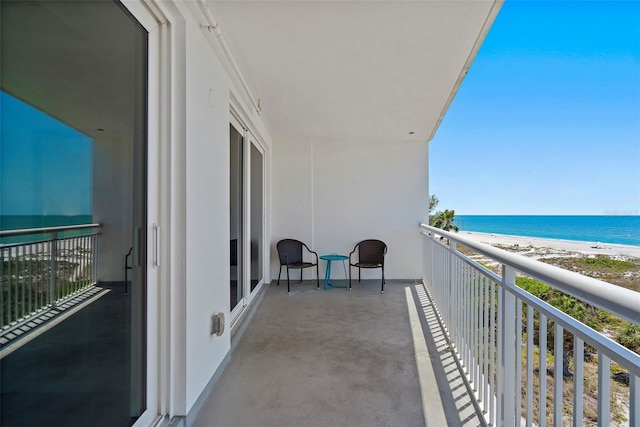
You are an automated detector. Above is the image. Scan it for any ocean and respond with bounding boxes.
[455,215,640,247]
[0,215,93,245]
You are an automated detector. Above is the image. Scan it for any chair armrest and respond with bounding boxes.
[349,246,357,265]
[302,243,319,263]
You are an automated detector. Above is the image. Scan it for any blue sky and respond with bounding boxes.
[1,92,93,216]
[430,0,640,215]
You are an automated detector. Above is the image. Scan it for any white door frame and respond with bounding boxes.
[121,0,187,424]
[229,110,269,320]
[229,115,246,322]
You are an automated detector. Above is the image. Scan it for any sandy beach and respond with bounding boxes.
[458,231,640,259]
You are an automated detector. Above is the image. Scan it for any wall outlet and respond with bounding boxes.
[210,312,225,336]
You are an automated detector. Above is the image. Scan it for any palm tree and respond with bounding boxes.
[431,209,459,232]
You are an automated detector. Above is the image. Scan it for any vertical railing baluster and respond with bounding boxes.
[598,352,610,427]
[473,268,478,393]
[94,233,99,284]
[477,273,483,403]
[8,247,13,324]
[630,374,639,427]
[539,313,547,427]
[553,323,563,427]
[490,279,496,426]
[19,246,24,319]
[1,247,5,328]
[450,240,457,352]
[49,231,57,306]
[82,235,86,289]
[483,275,490,413]
[526,306,534,427]
[515,296,522,425]
[463,262,469,374]
[573,337,584,426]
[83,235,86,287]
[467,264,472,377]
[500,265,517,426]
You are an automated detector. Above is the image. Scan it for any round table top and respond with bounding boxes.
[320,254,348,261]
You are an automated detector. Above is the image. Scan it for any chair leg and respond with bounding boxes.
[381,267,385,294]
[277,265,282,286]
[300,269,303,284]
[348,265,352,291]
[287,266,290,294]
[316,264,319,290]
[358,268,361,283]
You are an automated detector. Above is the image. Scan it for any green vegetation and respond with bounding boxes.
[575,255,635,271]
[428,194,459,232]
[615,324,640,354]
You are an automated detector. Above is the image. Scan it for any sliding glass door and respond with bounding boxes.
[229,122,244,315]
[250,142,264,292]
[0,1,148,425]
[230,117,265,319]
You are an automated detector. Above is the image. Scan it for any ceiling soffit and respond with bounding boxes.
[209,0,501,144]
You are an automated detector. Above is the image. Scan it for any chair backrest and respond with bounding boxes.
[277,239,304,264]
[356,239,387,265]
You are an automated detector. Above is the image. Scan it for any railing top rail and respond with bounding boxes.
[420,223,640,326]
[0,223,102,238]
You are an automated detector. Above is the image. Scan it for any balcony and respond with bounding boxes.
[190,225,639,427]
[2,223,638,426]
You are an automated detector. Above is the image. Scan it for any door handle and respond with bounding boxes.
[153,224,160,267]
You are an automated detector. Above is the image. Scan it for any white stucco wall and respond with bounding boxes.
[272,138,428,281]
[183,17,233,410]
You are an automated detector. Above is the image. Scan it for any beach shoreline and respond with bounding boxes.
[457,231,640,259]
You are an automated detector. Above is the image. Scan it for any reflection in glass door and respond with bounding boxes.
[250,143,264,292]
[230,123,244,313]
[0,1,147,425]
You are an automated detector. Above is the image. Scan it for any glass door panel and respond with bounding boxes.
[250,143,264,292]
[0,1,147,425]
[229,123,243,313]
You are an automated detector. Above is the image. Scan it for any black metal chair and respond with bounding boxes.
[276,239,320,294]
[349,239,387,293]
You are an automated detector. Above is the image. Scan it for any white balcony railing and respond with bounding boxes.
[0,224,101,337]
[420,224,640,427]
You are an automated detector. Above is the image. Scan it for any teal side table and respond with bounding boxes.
[320,254,349,290]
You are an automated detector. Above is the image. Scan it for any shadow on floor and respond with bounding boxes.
[0,283,139,427]
[191,279,485,427]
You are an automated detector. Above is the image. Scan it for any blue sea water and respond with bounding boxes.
[455,215,640,247]
[0,215,93,244]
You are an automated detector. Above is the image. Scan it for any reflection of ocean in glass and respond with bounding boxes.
[455,215,640,246]
[0,215,93,244]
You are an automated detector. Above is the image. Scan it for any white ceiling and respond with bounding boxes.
[209,0,501,144]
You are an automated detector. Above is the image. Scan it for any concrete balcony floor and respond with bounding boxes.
[191,279,484,427]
